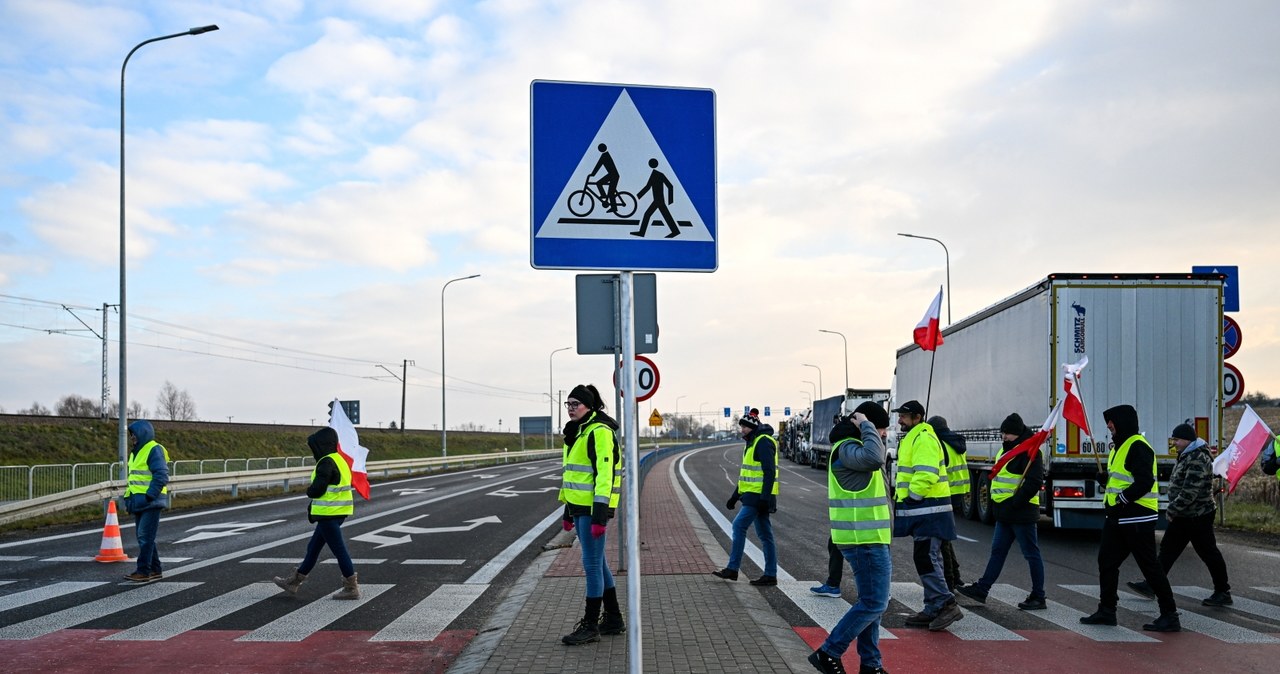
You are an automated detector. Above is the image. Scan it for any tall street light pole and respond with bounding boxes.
[441,274,480,459]
[549,345,572,442]
[818,329,848,396]
[803,380,817,401]
[118,24,219,480]
[803,363,823,399]
[898,233,951,325]
[699,402,710,438]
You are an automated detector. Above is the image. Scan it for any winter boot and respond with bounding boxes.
[599,587,626,635]
[807,648,847,674]
[1080,606,1117,626]
[1143,612,1181,632]
[273,569,307,594]
[331,573,360,600]
[562,597,602,645]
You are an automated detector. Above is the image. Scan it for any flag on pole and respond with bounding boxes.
[991,399,1065,477]
[1213,405,1276,494]
[329,398,371,500]
[913,287,945,351]
[1062,356,1091,437]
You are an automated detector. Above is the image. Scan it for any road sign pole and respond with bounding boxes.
[620,271,642,674]
[612,276,627,574]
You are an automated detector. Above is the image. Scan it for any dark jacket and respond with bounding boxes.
[992,429,1044,524]
[739,424,777,512]
[561,409,622,524]
[125,420,170,513]
[1102,405,1158,523]
[1167,439,1215,518]
[306,427,346,523]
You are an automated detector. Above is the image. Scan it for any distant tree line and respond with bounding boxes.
[1,380,198,421]
[1241,391,1280,407]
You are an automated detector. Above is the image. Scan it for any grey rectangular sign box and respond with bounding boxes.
[519,416,553,435]
[575,273,658,354]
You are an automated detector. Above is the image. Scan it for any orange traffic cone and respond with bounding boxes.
[95,500,131,563]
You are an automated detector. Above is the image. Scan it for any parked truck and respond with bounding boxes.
[803,389,892,469]
[893,273,1225,529]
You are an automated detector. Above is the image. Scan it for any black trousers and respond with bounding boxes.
[939,494,965,588]
[1160,512,1231,593]
[1098,518,1176,614]
[825,536,843,586]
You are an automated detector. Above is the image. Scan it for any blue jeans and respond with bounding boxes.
[914,536,953,614]
[821,544,890,669]
[575,515,615,598]
[133,508,162,575]
[298,518,355,577]
[974,521,1045,599]
[727,504,777,576]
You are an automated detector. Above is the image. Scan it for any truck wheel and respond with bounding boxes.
[976,474,996,524]
[962,486,977,521]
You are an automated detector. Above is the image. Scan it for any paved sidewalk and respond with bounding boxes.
[450,451,813,673]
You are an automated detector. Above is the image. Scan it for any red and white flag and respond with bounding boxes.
[913,287,945,351]
[991,399,1065,477]
[1062,356,1092,437]
[1213,405,1276,494]
[329,398,371,500]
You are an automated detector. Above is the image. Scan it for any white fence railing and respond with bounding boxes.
[0,456,317,503]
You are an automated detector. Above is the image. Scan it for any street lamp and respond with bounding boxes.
[441,274,480,459]
[803,363,823,399]
[898,233,951,324]
[549,345,572,442]
[118,24,219,479]
[803,380,817,400]
[699,401,710,438]
[818,329,848,396]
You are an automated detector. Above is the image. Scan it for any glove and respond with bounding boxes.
[562,519,574,532]
[1094,471,1109,486]
[763,495,777,514]
[725,490,740,510]
[591,523,607,538]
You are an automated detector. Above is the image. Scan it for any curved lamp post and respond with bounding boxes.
[898,232,951,324]
[818,329,848,396]
[803,363,823,399]
[441,274,480,459]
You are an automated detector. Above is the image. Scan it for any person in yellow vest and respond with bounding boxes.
[122,420,170,583]
[713,413,779,586]
[1262,439,1279,478]
[929,415,969,591]
[891,400,963,632]
[1080,404,1179,631]
[807,402,892,674]
[272,427,359,600]
[558,384,624,646]
[956,413,1047,610]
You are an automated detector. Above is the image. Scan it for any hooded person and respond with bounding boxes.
[713,411,780,586]
[121,420,170,583]
[929,415,969,591]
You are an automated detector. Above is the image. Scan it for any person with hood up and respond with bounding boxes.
[122,420,170,583]
[956,413,1047,610]
[930,415,969,591]
[1127,423,1232,607]
[1080,404,1180,632]
[272,427,360,600]
[713,412,780,587]
[558,384,625,646]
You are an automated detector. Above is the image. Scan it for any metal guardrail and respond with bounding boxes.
[0,457,318,503]
[0,449,559,527]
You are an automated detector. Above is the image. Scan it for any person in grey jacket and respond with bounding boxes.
[1128,423,1232,606]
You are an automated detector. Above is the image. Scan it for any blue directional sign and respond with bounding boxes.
[531,80,717,272]
[764,406,771,417]
[724,407,731,418]
[1193,265,1239,312]
[784,406,791,416]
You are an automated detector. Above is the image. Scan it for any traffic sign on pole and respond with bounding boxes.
[1223,315,1242,359]
[1193,265,1239,312]
[1224,363,1244,407]
[613,355,660,403]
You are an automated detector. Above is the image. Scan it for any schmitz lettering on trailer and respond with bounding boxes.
[1071,302,1087,354]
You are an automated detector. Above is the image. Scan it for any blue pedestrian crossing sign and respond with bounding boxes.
[530,80,717,272]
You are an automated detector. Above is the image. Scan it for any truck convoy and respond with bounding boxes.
[785,389,891,468]
[893,273,1225,529]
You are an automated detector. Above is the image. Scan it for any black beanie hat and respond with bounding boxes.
[567,384,603,410]
[1171,423,1197,442]
[1000,413,1027,436]
[739,414,761,430]
[853,401,891,429]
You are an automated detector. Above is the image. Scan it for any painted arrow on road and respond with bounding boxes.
[393,488,437,496]
[174,520,286,543]
[351,514,502,548]
[487,485,559,498]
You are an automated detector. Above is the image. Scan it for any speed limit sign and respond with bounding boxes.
[1224,362,1244,407]
[614,355,660,402]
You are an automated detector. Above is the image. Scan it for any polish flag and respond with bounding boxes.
[913,287,945,351]
[329,398,371,500]
[991,399,1065,477]
[1213,405,1276,494]
[1062,356,1092,437]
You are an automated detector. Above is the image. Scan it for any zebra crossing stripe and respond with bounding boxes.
[103,583,282,641]
[1255,586,1280,597]
[1059,584,1280,644]
[986,584,1155,643]
[0,582,201,640]
[236,584,393,642]
[0,581,108,614]
[1172,586,1280,623]
[891,582,1024,641]
[0,556,34,562]
[371,584,488,642]
[776,581,896,640]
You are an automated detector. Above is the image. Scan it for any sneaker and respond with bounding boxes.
[123,572,152,583]
[928,601,964,632]
[1080,608,1117,626]
[903,610,934,628]
[1017,595,1047,611]
[1202,591,1233,607]
[956,584,988,604]
[1126,580,1155,599]
[810,583,842,597]
[711,568,739,581]
[1143,612,1181,632]
[598,612,626,635]
[148,572,163,580]
[750,575,778,586]
[807,648,847,674]
[561,618,600,645]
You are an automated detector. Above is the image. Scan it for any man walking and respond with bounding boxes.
[892,400,962,632]
[930,415,969,590]
[1080,404,1180,632]
[714,414,779,586]
[122,419,170,582]
[1127,423,1232,607]
[630,158,680,238]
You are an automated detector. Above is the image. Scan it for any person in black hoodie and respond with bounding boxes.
[272,427,359,600]
[930,415,969,591]
[1080,404,1180,632]
[957,413,1047,610]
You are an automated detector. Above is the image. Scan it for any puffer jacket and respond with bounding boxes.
[1167,439,1215,518]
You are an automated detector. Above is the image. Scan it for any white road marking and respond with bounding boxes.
[0,556,34,562]
[891,582,1024,640]
[955,535,978,543]
[103,583,281,641]
[371,584,488,642]
[1059,584,1280,644]
[0,581,108,613]
[175,520,286,544]
[352,515,502,548]
[236,584,394,642]
[41,556,192,563]
[1249,550,1280,560]
[466,508,562,585]
[0,582,201,640]
[677,454,795,581]
[402,559,466,565]
[776,580,896,640]
[986,583,1155,642]
[1172,586,1280,622]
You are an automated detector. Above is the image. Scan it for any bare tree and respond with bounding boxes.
[107,399,148,420]
[19,401,51,415]
[156,380,198,421]
[56,394,100,417]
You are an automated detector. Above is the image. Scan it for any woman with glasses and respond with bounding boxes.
[558,384,624,645]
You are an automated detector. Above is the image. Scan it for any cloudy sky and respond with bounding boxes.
[2,0,1277,437]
